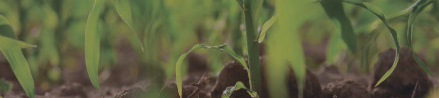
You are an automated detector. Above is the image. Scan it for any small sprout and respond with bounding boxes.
[0,79,13,94]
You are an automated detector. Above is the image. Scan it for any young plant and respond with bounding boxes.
[221,81,258,98]
[237,0,263,94]
[175,44,253,98]
[320,0,434,87]
[265,0,311,97]
[0,15,36,98]
[84,0,144,89]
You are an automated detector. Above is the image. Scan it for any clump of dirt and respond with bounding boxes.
[371,47,433,98]
[322,79,371,98]
[165,74,211,98]
[284,68,321,98]
[230,89,252,98]
[314,65,343,85]
[114,88,146,98]
[211,58,322,98]
[210,60,250,98]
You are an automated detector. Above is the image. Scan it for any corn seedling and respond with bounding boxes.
[84,0,144,88]
[175,44,254,98]
[221,81,258,98]
[0,0,435,97]
[319,0,435,87]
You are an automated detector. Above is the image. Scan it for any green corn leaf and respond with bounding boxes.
[113,0,144,51]
[212,45,253,90]
[0,35,36,50]
[336,1,402,86]
[221,81,258,98]
[407,0,434,76]
[235,0,244,9]
[0,15,35,98]
[175,44,203,98]
[326,29,343,64]
[268,0,310,98]
[320,1,357,53]
[175,44,252,98]
[85,0,106,88]
[258,14,277,43]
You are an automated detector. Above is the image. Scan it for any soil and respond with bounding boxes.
[209,57,321,98]
[371,47,433,98]
[1,47,438,98]
[321,79,371,98]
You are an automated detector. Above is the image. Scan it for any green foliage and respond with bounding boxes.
[85,0,106,88]
[407,0,434,76]
[258,15,277,43]
[113,0,144,51]
[0,15,35,98]
[221,81,258,98]
[340,1,402,87]
[0,35,36,50]
[175,44,252,98]
[0,79,12,94]
[321,1,357,54]
[267,0,313,98]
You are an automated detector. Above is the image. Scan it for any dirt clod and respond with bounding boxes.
[211,58,322,98]
[322,79,371,98]
[284,68,321,98]
[114,88,146,98]
[371,47,433,98]
[210,60,250,98]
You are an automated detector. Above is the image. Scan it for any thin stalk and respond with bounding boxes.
[243,5,262,95]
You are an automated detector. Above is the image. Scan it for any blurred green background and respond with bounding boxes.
[0,0,438,97]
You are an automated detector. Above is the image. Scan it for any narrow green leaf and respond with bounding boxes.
[326,24,343,64]
[85,0,106,88]
[212,45,253,90]
[0,35,36,50]
[113,0,144,51]
[221,81,258,98]
[0,15,35,98]
[406,0,434,76]
[175,44,253,98]
[269,0,310,98]
[335,1,402,86]
[258,15,277,43]
[321,1,357,53]
[175,44,203,98]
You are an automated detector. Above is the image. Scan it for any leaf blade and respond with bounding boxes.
[113,0,144,51]
[406,0,434,76]
[258,15,277,43]
[175,44,203,98]
[321,1,357,53]
[0,35,36,50]
[84,0,106,88]
[0,15,35,98]
[337,1,403,86]
[221,81,258,98]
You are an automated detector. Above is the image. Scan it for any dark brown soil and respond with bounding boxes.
[2,47,439,98]
[210,60,251,98]
[210,58,321,98]
[321,79,371,98]
[371,47,433,98]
